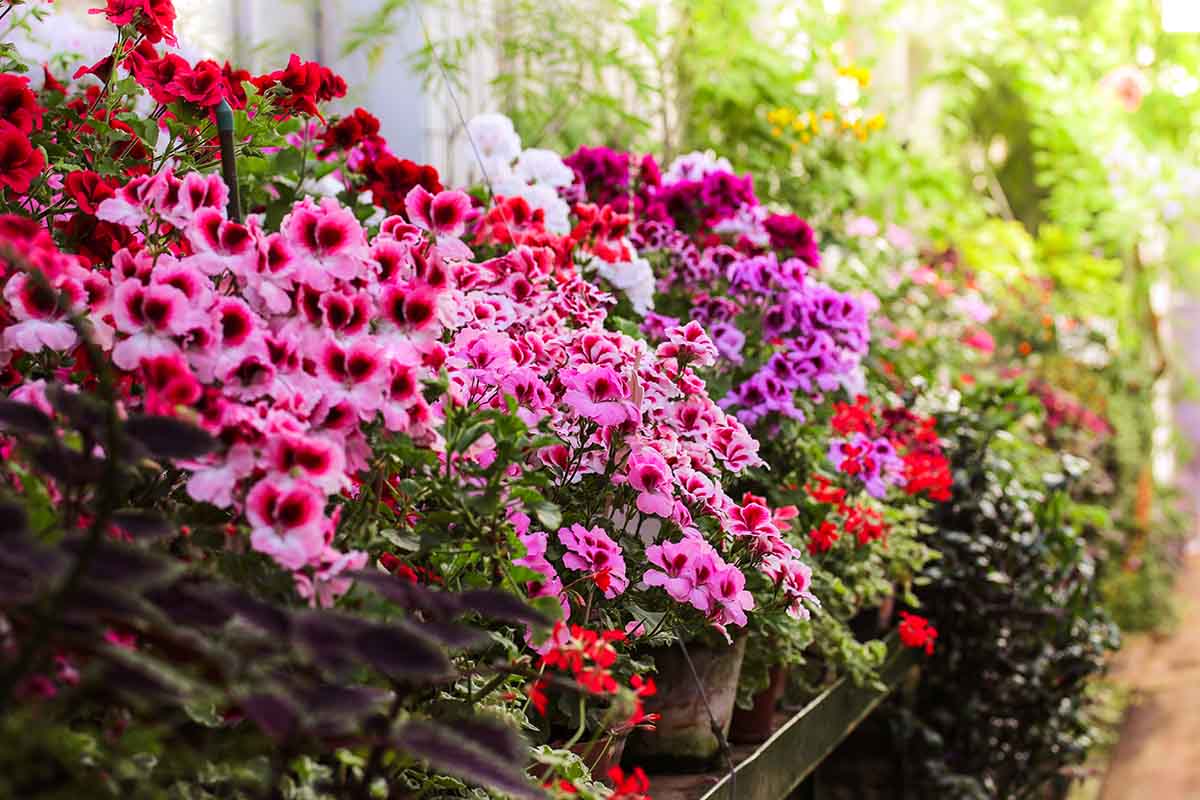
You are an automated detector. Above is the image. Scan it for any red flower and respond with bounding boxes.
[64,171,118,215]
[42,66,68,96]
[320,107,381,154]
[0,122,45,195]
[831,395,877,437]
[89,0,178,45]
[131,52,190,105]
[807,520,840,554]
[607,766,652,800]
[806,475,847,509]
[221,62,252,109]
[252,54,346,120]
[843,504,887,546]
[363,154,443,215]
[529,677,549,715]
[170,59,225,107]
[0,75,43,134]
[897,612,937,655]
[903,450,952,502]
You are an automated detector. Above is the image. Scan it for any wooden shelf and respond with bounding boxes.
[651,641,918,800]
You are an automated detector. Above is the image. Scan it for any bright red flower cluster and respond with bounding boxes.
[90,0,178,45]
[830,395,877,437]
[898,611,938,655]
[803,475,889,554]
[529,622,658,733]
[880,407,953,502]
[252,54,347,120]
[0,75,46,195]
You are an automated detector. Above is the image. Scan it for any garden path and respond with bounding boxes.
[1102,545,1200,799]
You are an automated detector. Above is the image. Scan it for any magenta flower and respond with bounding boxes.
[557,524,628,598]
[626,448,675,517]
[405,185,474,239]
[561,366,636,427]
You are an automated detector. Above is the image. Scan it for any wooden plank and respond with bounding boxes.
[652,639,918,800]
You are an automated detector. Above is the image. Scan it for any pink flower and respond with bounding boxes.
[557,523,628,599]
[561,366,636,427]
[514,529,568,619]
[111,281,199,370]
[625,448,674,517]
[761,550,819,620]
[2,272,83,354]
[282,197,367,290]
[657,321,719,368]
[295,547,368,608]
[246,477,327,570]
[405,185,473,238]
[642,539,700,603]
[962,328,995,355]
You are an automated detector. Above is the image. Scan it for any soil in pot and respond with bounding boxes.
[626,635,747,770]
[729,664,789,744]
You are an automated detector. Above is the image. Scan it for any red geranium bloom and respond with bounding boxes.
[607,766,652,800]
[252,54,345,120]
[170,59,225,107]
[0,122,45,195]
[807,520,840,554]
[221,62,252,108]
[132,52,190,105]
[898,611,938,655]
[42,66,68,96]
[364,155,443,215]
[90,0,178,45]
[64,171,118,215]
[0,75,43,134]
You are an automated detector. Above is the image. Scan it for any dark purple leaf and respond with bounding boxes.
[241,693,299,740]
[61,581,148,624]
[453,715,528,765]
[125,415,217,461]
[298,683,390,720]
[0,502,29,538]
[416,620,492,651]
[146,580,233,629]
[0,400,52,436]
[61,538,174,586]
[458,589,548,626]
[354,621,453,681]
[352,572,463,618]
[213,587,290,637]
[48,384,108,433]
[0,535,67,578]
[294,611,364,672]
[101,660,178,702]
[0,565,38,604]
[112,510,174,540]
[393,720,541,800]
[33,446,107,486]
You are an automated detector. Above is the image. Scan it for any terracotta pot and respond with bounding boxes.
[569,733,627,782]
[728,664,789,744]
[627,635,747,767]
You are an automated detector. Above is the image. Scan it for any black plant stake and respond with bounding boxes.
[216,99,242,222]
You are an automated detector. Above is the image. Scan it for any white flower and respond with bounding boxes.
[514,148,574,188]
[465,113,522,178]
[663,151,733,184]
[590,256,656,316]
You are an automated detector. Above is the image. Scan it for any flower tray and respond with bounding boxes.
[647,636,917,800]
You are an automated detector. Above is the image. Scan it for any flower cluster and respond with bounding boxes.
[898,611,938,656]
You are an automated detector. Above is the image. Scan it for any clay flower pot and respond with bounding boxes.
[729,664,789,744]
[569,732,628,781]
[628,635,747,767]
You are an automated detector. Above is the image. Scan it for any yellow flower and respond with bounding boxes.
[771,126,782,137]
[867,113,886,131]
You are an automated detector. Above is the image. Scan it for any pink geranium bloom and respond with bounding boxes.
[2,272,84,354]
[561,366,635,427]
[643,539,700,604]
[111,281,200,370]
[282,197,367,290]
[625,448,675,517]
[246,477,327,570]
[405,185,474,239]
[557,523,628,599]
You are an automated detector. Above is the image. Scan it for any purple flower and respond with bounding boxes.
[709,321,746,364]
[563,146,632,203]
